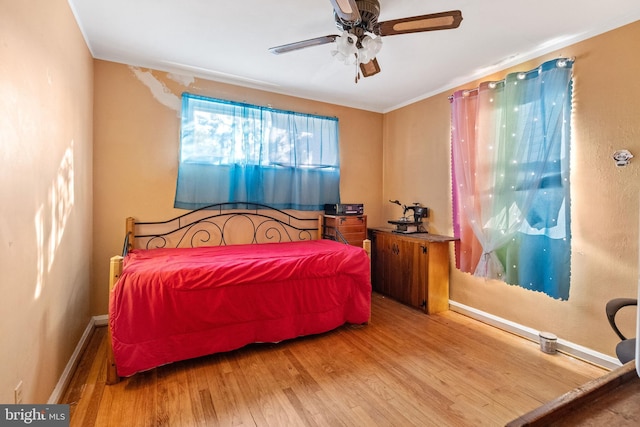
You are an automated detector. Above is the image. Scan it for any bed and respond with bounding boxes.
[106,203,371,383]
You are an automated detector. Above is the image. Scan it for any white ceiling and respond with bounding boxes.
[68,0,640,113]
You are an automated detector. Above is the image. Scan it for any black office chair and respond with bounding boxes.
[606,298,637,364]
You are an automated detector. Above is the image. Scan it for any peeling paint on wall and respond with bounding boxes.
[168,72,195,87]
[130,67,182,114]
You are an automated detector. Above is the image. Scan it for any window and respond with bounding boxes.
[450,58,573,300]
[175,93,341,210]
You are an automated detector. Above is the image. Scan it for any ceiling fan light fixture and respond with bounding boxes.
[362,34,382,54]
[332,32,382,70]
[357,34,382,64]
[331,31,359,64]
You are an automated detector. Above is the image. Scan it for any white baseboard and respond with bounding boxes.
[48,315,108,404]
[448,300,621,371]
[93,314,108,327]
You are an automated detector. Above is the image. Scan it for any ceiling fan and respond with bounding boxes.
[269,0,463,81]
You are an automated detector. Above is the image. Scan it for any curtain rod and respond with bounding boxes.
[447,57,575,101]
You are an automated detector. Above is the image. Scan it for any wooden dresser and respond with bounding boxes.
[368,228,455,314]
[322,215,367,247]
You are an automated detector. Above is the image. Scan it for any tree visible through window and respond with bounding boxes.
[450,58,573,300]
[175,93,341,210]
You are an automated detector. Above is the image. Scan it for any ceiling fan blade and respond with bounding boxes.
[269,35,338,55]
[379,10,463,36]
[360,57,381,78]
[329,0,361,23]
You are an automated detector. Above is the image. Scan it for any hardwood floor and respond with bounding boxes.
[61,293,607,426]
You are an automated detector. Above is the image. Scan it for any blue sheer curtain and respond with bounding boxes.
[451,58,573,300]
[175,93,340,210]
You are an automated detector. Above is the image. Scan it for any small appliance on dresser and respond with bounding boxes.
[323,203,366,247]
[323,203,364,216]
[387,200,429,233]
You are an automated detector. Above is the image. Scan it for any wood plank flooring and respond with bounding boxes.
[61,293,607,426]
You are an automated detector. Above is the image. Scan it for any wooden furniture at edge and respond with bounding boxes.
[322,214,367,247]
[368,227,455,314]
[506,361,640,426]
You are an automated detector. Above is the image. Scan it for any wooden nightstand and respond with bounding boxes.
[322,215,367,247]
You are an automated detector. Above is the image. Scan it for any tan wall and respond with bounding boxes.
[91,61,384,314]
[383,20,640,358]
[0,0,93,403]
[382,97,453,233]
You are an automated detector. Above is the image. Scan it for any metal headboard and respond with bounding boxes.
[122,202,322,255]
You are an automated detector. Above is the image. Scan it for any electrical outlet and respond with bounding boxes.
[14,381,23,404]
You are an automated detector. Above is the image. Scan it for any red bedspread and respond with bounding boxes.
[109,239,371,377]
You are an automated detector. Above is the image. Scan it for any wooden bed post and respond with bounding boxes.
[126,217,135,252]
[106,255,124,385]
[363,238,372,323]
[363,238,371,259]
[317,214,324,240]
